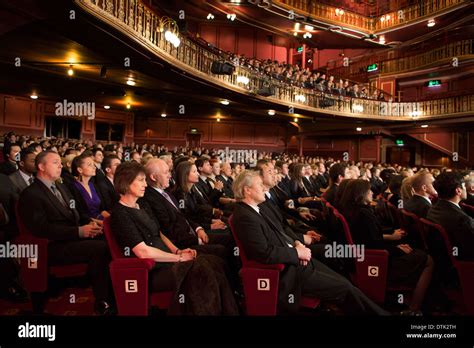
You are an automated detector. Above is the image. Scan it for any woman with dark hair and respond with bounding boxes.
[289,163,321,208]
[67,152,108,225]
[110,162,238,315]
[387,175,404,207]
[172,161,226,231]
[338,179,434,314]
[333,179,353,209]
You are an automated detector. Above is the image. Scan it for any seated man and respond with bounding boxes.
[427,172,474,261]
[231,170,388,315]
[9,148,36,196]
[404,172,436,219]
[18,150,114,314]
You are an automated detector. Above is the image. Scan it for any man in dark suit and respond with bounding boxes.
[231,170,388,315]
[0,143,20,176]
[463,177,474,206]
[216,162,234,199]
[9,148,36,196]
[427,172,474,261]
[92,148,106,184]
[18,150,114,314]
[314,162,329,189]
[370,167,385,197]
[404,172,436,219]
[195,157,223,206]
[275,161,292,197]
[96,154,120,211]
[324,163,349,206]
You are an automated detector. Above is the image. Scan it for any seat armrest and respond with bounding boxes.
[110,258,155,270]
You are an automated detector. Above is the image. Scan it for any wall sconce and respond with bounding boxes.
[158,17,181,47]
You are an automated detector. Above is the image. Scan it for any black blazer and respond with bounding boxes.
[172,186,214,230]
[96,176,119,212]
[18,179,81,241]
[216,175,234,198]
[0,161,17,176]
[278,175,292,197]
[427,199,474,261]
[140,186,200,248]
[404,195,431,219]
[324,184,338,206]
[195,177,222,207]
[0,173,18,241]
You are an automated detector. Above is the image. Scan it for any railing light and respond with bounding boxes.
[268,109,275,116]
[352,104,364,112]
[295,94,306,102]
[236,75,249,85]
[427,19,436,27]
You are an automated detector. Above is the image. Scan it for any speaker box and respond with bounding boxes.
[257,86,275,97]
[211,61,235,75]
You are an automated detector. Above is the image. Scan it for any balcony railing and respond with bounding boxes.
[328,39,473,79]
[76,0,474,121]
[273,0,467,33]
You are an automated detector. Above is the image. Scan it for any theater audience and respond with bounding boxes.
[110,161,238,315]
[324,163,349,206]
[231,170,389,315]
[0,143,20,175]
[18,150,114,315]
[96,154,121,211]
[427,172,474,260]
[339,179,434,314]
[404,172,436,218]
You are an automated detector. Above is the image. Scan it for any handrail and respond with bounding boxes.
[328,39,473,78]
[75,0,474,121]
[273,0,467,33]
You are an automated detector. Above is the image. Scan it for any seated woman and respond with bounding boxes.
[110,161,238,315]
[67,152,109,225]
[289,163,322,209]
[339,179,434,315]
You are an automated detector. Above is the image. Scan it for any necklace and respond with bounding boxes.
[119,199,139,209]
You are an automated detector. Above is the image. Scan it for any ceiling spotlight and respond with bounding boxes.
[303,32,312,39]
[104,105,111,109]
[293,117,298,123]
[126,104,131,109]
[421,124,429,128]
[217,117,221,122]
[356,127,362,131]
[335,8,344,16]
[294,23,300,31]
[427,19,436,27]
[67,65,74,76]
[161,113,167,117]
[379,35,386,44]
[30,94,38,99]
[100,65,107,78]
[227,13,236,21]
[293,32,298,36]
[220,99,230,105]
[207,13,215,20]
[304,25,314,31]
[126,78,136,86]
[268,109,275,116]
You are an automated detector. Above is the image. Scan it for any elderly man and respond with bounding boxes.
[231,170,388,315]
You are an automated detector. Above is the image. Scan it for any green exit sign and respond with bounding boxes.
[427,80,441,87]
[296,46,304,53]
[367,63,378,72]
[396,139,404,146]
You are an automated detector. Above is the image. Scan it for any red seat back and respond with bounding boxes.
[400,209,426,249]
[103,216,125,260]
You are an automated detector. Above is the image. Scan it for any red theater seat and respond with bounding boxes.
[419,218,474,315]
[460,202,474,218]
[14,204,88,313]
[228,215,319,315]
[103,217,173,316]
[399,209,427,249]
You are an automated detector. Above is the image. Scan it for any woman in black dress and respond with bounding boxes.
[338,179,434,314]
[110,161,238,315]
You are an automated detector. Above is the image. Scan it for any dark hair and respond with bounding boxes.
[388,175,403,195]
[174,161,195,193]
[338,179,371,212]
[28,142,41,151]
[64,148,76,156]
[173,156,190,169]
[334,179,353,209]
[20,148,36,162]
[114,161,146,196]
[102,154,120,172]
[290,163,305,181]
[194,157,209,172]
[275,160,286,170]
[329,163,347,184]
[92,148,103,157]
[71,152,93,177]
[433,172,464,200]
[380,168,396,183]
[256,159,270,171]
[35,150,59,169]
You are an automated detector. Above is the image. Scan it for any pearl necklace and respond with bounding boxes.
[119,199,139,209]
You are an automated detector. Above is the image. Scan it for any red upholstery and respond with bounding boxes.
[460,203,474,217]
[228,215,319,315]
[328,207,389,303]
[15,204,88,294]
[419,218,474,315]
[103,217,173,315]
[399,209,427,249]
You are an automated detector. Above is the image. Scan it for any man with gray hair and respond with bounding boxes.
[463,176,474,207]
[231,170,389,315]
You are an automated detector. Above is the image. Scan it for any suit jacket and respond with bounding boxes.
[9,170,30,196]
[404,195,431,219]
[231,202,302,313]
[315,173,329,189]
[18,179,81,241]
[172,186,214,230]
[140,186,200,248]
[324,184,338,206]
[0,161,17,176]
[195,177,222,206]
[463,193,474,207]
[278,175,292,197]
[427,199,474,261]
[0,173,18,241]
[216,175,234,198]
[96,176,119,211]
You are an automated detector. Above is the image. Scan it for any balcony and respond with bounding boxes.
[75,0,474,121]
